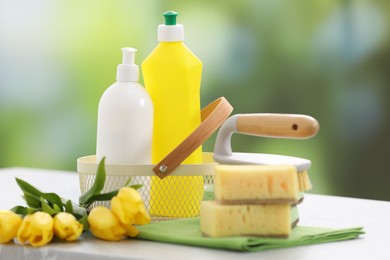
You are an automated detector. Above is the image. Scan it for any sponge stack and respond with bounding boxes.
[200,164,299,238]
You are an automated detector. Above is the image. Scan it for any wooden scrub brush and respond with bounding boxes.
[213,114,319,192]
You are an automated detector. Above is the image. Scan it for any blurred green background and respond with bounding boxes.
[0,0,389,200]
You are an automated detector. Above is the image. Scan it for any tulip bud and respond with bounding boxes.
[88,206,127,241]
[53,212,83,242]
[111,187,151,226]
[17,211,54,247]
[0,210,22,243]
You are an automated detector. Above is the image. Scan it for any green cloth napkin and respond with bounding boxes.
[137,218,364,252]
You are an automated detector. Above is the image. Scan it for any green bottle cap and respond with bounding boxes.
[163,11,178,26]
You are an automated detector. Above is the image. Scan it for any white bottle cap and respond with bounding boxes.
[116,48,139,82]
[158,11,184,42]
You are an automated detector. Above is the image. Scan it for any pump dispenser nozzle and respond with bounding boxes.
[116,47,139,82]
[122,47,136,64]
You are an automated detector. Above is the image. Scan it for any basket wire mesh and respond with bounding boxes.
[79,173,214,221]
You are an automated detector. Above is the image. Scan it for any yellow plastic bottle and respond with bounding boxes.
[142,11,203,218]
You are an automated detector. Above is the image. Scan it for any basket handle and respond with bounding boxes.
[153,97,233,179]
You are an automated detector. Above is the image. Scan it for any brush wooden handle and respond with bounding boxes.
[153,97,233,179]
[236,114,319,139]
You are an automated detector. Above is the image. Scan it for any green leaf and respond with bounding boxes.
[124,177,132,187]
[15,177,67,211]
[79,157,106,207]
[16,178,64,212]
[15,178,44,197]
[41,192,63,210]
[53,204,62,212]
[28,208,39,214]
[124,177,143,190]
[64,200,73,214]
[81,183,143,208]
[82,185,144,208]
[83,190,118,208]
[40,197,60,215]
[78,214,89,232]
[72,205,88,220]
[23,192,41,208]
[10,205,29,216]
[129,184,143,190]
[61,198,87,219]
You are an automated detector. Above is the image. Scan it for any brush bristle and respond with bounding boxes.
[297,170,312,192]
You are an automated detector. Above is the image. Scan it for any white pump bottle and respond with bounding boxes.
[96,48,153,164]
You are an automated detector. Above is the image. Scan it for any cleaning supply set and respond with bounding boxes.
[78,11,320,230]
[74,10,367,251]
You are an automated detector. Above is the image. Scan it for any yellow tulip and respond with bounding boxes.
[111,187,151,226]
[122,223,139,238]
[134,206,151,226]
[0,210,22,243]
[53,212,83,242]
[17,211,54,247]
[88,206,127,241]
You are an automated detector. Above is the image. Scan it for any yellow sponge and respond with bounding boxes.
[214,164,299,204]
[200,201,291,238]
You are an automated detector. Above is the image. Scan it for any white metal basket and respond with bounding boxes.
[77,152,217,221]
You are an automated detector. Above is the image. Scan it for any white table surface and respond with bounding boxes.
[0,167,389,259]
